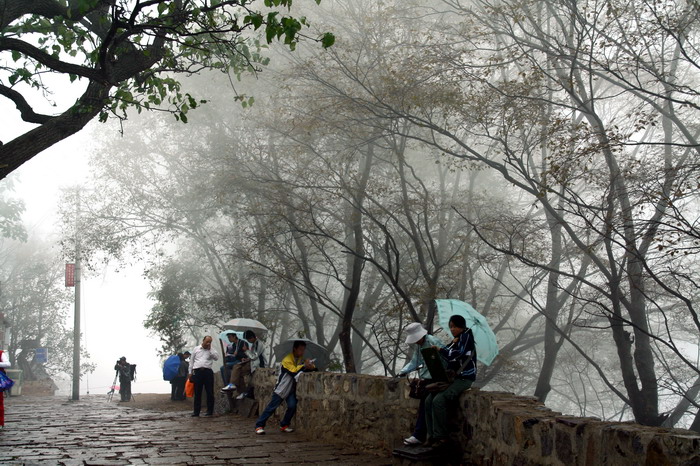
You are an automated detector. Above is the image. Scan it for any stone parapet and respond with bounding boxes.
[252,369,700,465]
[19,379,57,396]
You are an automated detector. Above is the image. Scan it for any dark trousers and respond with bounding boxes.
[119,379,131,401]
[425,378,473,439]
[413,395,428,441]
[192,368,214,415]
[255,391,297,428]
[171,376,186,400]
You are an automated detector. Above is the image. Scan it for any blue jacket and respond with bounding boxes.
[439,328,477,380]
[398,334,444,379]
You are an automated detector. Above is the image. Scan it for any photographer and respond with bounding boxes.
[114,357,134,402]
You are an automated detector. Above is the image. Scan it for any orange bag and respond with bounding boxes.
[185,379,194,398]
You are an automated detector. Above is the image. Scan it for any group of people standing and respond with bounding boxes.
[187,330,266,417]
[185,332,315,435]
[170,351,190,401]
[179,314,474,445]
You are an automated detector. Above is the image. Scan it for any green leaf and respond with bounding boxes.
[321,32,335,48]
[247,13,264,30]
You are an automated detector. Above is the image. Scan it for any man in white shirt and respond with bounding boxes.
[188,335,219,417]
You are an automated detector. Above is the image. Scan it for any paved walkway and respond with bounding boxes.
[0,396,391,465]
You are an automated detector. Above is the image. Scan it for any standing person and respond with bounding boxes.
[254,340,316,434]
[229,330,266,400]
[397,322,445,446]
[221,333,247,391]
[189,336,219,417]
[0,349,10,428]
[114,357,133,402]
[424,314,477,447]
[171,352,190,401]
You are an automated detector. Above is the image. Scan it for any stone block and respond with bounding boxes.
[343,375,357,394]
[555,425,574,464]
[540,423,554,457]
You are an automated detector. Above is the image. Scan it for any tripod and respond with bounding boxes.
[107,370,118,402]
[107,369,136,402]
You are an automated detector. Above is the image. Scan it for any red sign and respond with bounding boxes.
[65,263,75,287]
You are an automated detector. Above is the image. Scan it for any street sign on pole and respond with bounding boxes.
[65,263,75,287]
[35,347,48,364]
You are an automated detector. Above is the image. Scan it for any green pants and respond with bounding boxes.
[424,378,473,440]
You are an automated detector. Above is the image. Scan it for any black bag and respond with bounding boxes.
[408,377,430,399]
[424,350,474,394]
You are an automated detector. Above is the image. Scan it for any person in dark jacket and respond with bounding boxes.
[424,314,477,447]
[171,352,190,401]
[114,357,134,402]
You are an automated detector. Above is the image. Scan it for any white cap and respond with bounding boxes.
[404,322,428,345]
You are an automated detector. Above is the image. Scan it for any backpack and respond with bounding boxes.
[162,355,180,381]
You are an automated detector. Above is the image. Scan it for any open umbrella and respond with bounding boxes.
[217,330,244,362]
[222,318,269,337]
[272,339,330,371]
[218,330,244,343]
[434,299,499,366]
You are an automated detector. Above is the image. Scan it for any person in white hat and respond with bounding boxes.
[397,322,444,446]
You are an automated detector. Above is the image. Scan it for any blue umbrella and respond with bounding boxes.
[435,299,499,366]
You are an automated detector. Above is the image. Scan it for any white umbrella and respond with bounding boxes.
[222,318,269,337]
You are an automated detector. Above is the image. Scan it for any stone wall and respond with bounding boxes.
[21,379,58,396]
[251,369,700,465]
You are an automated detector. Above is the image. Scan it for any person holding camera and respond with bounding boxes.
[114,357,134,402]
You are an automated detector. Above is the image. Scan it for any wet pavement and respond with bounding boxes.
[0,395,391,465]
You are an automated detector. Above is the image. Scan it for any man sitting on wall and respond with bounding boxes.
[221,332,247,390]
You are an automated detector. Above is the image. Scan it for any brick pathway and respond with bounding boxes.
[0,396,391,465]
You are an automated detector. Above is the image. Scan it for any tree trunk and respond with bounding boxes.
[339,141,373,373]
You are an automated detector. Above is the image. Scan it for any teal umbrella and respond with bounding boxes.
[434,299,499,366]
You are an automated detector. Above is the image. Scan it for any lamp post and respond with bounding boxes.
[71,189,81,401]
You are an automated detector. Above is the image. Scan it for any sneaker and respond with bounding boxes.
[236,393,247,400]
[403,436,422,446]
[221,383,236,392]
[255,427,265,435]
[280,425,294,433]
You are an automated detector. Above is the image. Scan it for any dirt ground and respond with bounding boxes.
[109,392,194,413]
